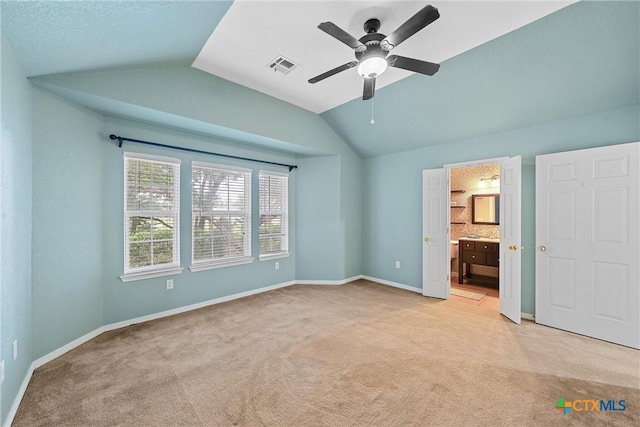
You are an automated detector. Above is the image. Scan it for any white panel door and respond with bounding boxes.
[422,168,449,299]
[500,156,522,324]
[536,142,639,348]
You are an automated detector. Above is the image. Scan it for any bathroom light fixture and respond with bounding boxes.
[478,175,500,189]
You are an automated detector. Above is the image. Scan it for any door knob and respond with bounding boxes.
[509,245,517,251]
[538,246,547,252]
[424,237,430,243]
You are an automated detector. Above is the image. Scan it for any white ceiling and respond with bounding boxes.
[193,0,575,113]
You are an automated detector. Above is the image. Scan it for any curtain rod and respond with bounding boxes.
[109,134,298,172]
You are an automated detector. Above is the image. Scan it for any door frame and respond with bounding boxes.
[444,157,508,298]
[423,156,522,320]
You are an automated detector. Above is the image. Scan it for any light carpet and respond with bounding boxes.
[13,280,639,426]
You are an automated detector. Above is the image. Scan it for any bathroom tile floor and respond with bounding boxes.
[450,276,500,311]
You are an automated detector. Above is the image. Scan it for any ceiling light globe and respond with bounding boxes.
[357,57,388,78]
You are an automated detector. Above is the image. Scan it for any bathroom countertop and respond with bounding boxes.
[458,237,500,243]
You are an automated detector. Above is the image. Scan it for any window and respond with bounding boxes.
[191,162,252,270]
[122,153,182,282]
[259,171,289,259]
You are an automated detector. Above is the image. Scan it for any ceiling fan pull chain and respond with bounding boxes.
[370,98,375,125]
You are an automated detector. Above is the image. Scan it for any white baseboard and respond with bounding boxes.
[31,279,297,376]
[3,364,34,427]
[521,313,535,321]
[104,280,297,332]
[295,275,363,286]
[363,276,536,322]
[33,327,106,369]
[361,275,422,293]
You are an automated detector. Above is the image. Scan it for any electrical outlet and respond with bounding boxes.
[13,339,18,360]
[275,262,280,270]
[0,360,4,384]
[166,279,174,290]
[395,261,401,269]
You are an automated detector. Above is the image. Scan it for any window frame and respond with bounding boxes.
[121,152,183,282]
[190,161,253,272]
[258,170,290,261]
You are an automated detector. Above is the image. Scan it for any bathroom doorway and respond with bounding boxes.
[449,163,501,311]
[422,155,521,323]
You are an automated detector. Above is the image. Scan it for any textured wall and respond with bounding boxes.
[450,163,500,279]
[0,36,33,425]
[31,89,104,359]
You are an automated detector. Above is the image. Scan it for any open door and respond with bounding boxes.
[422,168,449,299]
[499,156,522,323]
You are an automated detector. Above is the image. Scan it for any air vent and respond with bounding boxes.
[267,56,298,75]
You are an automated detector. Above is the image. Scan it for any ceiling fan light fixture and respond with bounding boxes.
[357,56,387,78]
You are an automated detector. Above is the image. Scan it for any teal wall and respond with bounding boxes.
[295,156,343,279]
[362,105,640,314]
[340,150,363,279]
[0,37,33,425]
[295,150,362,281]
[31,65,353,156]
[102,117,298,324]
[31,89,105,359]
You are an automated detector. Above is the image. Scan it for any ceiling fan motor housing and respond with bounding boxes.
[355,32,389,65]
[363,18,381,34]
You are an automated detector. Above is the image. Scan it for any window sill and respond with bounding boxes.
[189,257,254,272]
[120,266,183,283]
[259,252,290,262]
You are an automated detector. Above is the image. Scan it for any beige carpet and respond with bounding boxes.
[13,280,639,426]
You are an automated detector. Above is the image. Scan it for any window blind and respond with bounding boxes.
[123,152,181,278]
[192,162,252,269]
[259,171,289,258]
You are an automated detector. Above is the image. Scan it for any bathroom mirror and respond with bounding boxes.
[472,194,500,225]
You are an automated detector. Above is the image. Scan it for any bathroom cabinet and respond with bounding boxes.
[458,238,499,284]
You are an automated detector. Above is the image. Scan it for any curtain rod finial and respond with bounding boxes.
[109,134,123,148]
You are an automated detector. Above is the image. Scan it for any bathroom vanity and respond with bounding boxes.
[458,238,499,284]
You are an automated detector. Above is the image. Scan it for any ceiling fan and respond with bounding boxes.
[308,5,441,100]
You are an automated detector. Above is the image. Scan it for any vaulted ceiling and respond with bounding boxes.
[2,1,638,158]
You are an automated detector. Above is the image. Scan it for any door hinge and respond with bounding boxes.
[446,274,449,281]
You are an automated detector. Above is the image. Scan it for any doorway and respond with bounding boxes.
[422,156,521,323]
[449,163,501,311]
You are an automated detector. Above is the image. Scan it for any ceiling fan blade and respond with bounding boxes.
[363,77,376,100]
[387,55,440,76]
[318,22,367,52]
[308,61,358,84]
[380,5,440,51]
